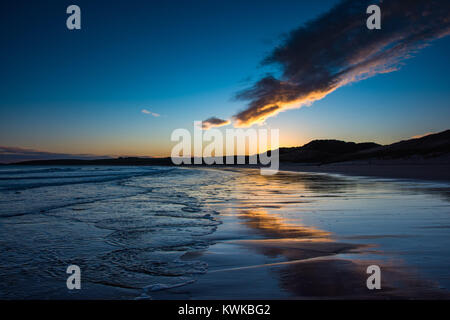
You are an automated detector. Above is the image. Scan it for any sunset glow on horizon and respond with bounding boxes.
[1,0,449,161]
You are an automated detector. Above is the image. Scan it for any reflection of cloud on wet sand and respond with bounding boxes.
[236,208,368,262]
[230,171,450,298]
[238,209,330,240]
[235,208,449,298]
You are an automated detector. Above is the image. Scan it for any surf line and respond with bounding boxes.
[208,255,332,273]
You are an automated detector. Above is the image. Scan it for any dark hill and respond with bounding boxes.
[279,130,450,164]
[333,130,450,163]
[10,129,450,166]
[279,140,380,163]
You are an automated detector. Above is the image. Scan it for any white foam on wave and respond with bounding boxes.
[143,278,196,292]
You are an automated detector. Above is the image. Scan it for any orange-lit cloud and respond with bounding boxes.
[231,0,450,127]
[202,117,231,130]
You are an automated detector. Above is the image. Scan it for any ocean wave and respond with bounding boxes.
[144,278,197,292]
[0,167,79,175]
[0,167,173,191]
[0,166,228,299]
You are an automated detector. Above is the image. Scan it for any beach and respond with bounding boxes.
[151,168,450,299]
[0,166,449,299]
[279,159,450,182]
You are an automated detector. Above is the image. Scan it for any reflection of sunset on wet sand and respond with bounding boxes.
[148,168,450,299]
[238,208,331,240]
[233,206,447,299]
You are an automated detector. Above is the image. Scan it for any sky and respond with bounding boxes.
[0,0,449,160]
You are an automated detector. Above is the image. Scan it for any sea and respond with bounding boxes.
[0,165,449,299]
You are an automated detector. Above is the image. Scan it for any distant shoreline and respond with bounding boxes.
[3,128,449,182]
[3,160,450,182]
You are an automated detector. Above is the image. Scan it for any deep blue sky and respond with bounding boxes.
[1,0,449,157]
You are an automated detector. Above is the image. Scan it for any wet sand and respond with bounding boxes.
[150,169,450,299]
[152,219,448,299]
[2,166,449,300]
[279,160,450,182]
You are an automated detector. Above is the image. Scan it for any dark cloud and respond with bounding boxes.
[0,146,108,163]
[202,117,231,130]
[233,0,450,127]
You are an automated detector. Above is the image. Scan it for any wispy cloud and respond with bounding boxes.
[0,146,108,164]
[141,109,160,117]
[230,0,450,127]
[202,117,231,130]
